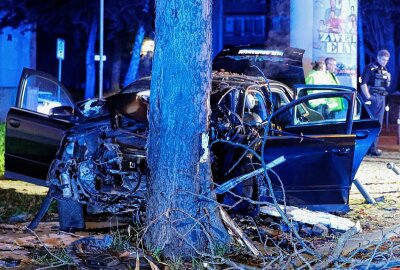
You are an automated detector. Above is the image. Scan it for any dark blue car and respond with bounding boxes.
[4,49,379,229]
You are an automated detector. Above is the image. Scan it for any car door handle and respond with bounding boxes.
[9,119,20,128]
[332,147,351,155]
[354,130,369,139]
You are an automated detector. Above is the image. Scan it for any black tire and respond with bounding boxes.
[57,197,85,232]
[223,158,260,216]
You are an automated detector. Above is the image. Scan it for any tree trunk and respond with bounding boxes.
[386,28,397,92]
[123,24,145,87]
[111,40,122,92]
[146,0,230,259]
[85,16,97,99]
[361,0,398,91]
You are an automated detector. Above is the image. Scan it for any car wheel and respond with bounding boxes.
[57,197,85,232]
[223,159,260,216]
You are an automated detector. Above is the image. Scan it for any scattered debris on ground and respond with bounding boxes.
[0,153,399,268]
[260,204,361,233]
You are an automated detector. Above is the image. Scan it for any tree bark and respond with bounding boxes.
[146,0,230,258]
[123,24,145,87]
[361,0,398,91]
[85,15,97,99]
[111,40,122,92]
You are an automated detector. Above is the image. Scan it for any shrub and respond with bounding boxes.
[0,123,4,177]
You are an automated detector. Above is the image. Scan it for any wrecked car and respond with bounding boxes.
[212,46,380,212]
[4,51,379,229]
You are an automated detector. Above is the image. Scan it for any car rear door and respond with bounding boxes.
[5,68,75,185]
[265,91,358,212]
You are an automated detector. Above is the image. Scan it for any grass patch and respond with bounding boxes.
[0,123,5,177]
[31,247,75,269]
[0,180,55,221]
[0,124,57,220]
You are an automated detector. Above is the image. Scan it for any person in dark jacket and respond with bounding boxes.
[360,49,391,156]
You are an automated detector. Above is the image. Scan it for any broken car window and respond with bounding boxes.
[298,89,361,120]
[21,74,74,115]
[294,96,349,124]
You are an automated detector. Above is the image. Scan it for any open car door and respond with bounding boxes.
[5,68,75,185]
[293,85,381,180]
[265,90,359,212]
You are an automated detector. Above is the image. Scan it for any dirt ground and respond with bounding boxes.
[0,152,400,267]
[347,151,400,231]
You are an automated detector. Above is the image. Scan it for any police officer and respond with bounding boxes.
[360,49,391,156]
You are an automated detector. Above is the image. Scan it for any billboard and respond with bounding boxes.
[291,0,358,88]
[313,0,358,87]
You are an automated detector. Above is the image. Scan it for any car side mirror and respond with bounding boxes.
[49,105,74,117]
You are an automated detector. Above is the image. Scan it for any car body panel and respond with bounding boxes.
[292,84,381,179]
[5,108,73,185]
[5,68,76,185]
[263,135,355,212]
[351,120,380,179]
[266,91,359,211]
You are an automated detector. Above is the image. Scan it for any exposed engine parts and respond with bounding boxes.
[48,119,148,215]
[36,75,271,227]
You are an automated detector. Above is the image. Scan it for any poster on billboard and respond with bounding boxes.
[313,0,358,87]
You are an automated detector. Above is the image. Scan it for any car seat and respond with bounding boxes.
[243,94,262,125]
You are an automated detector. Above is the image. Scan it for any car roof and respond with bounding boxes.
[120,72,293,101]
[121,74,270,95]
[212,45,305,88]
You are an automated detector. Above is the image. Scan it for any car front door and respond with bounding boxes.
[293,85,381,180]
[5,68,75,185]
[265,91,358,212]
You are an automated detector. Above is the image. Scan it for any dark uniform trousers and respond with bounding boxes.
[361,60,389,153]
[368,91,385,151]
